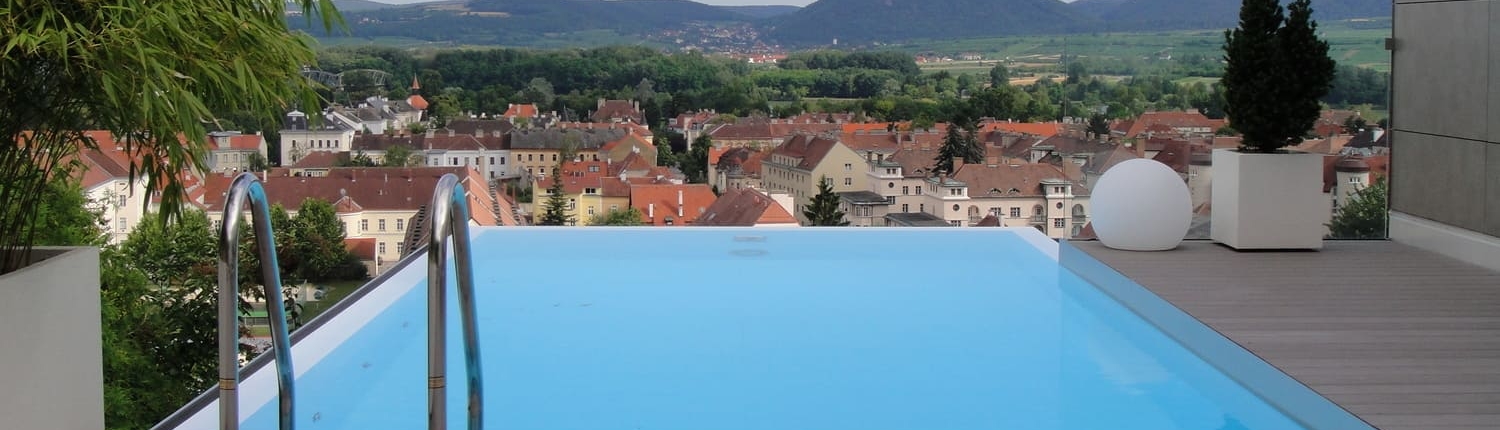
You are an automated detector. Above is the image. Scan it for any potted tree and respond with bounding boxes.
[0,1,340,428]
[1212,0,1336,250]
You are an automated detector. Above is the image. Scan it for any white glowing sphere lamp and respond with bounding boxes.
[1090,159,1192,251]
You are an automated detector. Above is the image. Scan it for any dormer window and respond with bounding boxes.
[585,188,598,194]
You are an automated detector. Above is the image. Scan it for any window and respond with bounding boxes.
[588,165,600,173]
[952,204,960,212]
[213,219,222,231]
[489,157,495,165]
[585,188,598,194]
[1011,207,1021,218]
[378,219,386,231]
[396,219,404,231]
[539,167,546,176]
[902,186,909,195]
[844,163,852,171]
[551,154,557,162]
[1056,202,1064,209]
[500,157,506,165]
[528,154,534,161]
[397,243,404,255]
[844,177,852,186]
[610,205,619,211]
[360,219,368,231]
[919,203,925,213]
[431,157,439,165]
[117,194,127,208]
[1348,176,1362,184]
[950,220,962,226]
[587,206,596,216]
[451,157,459,165]
[1053,218,1066,228]
[475,157,481,165]
[118,217,127,232]
[888,182,895,188]
[378,242,386,255]
[901,204,909,213]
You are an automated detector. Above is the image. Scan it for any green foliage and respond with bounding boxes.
[934,123,984,175]
[1327,177,1387,239]
[780,51,922,77]
[681,135,712,184]
[1086,114,1112,139]
[538,142,578,226]
[0,0,341,273]
[589,207,646,226]
[989,64,1011,87]
[1342,115,1368,134]
[802,177,850,227]
[655,136,679,168]
[290,198,363,282]
[344,150,378,167]
[1222,0,1336,152]
[382,145,419,167]
[31,177,107,247]
[248,152,271,172]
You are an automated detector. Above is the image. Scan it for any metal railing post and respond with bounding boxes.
[427,173,484,430]
[217,173,296,430]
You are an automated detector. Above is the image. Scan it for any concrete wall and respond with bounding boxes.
[0,247,103,430]
[1390,0,1500,239]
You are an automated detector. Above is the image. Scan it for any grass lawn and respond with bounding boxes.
[245,278,372,337]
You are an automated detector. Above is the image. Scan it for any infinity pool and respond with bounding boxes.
[158,227,1369,429]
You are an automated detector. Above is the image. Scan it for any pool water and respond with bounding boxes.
[167,228,1357,429]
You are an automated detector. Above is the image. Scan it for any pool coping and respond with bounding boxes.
[1058,240,1376,430]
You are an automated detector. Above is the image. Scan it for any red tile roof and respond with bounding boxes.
[1125,111,1223,138]
[951,162,1091,198]
[291,151,345,168]
[629,183,717,226]
[201,166,512,226]
[771,133,841,170]
[502,103,539,118]
[591,99,645,124]
[978,121,1063,138]
[696,187,796,226]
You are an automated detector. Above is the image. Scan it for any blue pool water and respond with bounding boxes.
[170,228,1362,429]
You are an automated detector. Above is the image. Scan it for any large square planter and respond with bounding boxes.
[0,247,103,430]
[1211,149,1327,250]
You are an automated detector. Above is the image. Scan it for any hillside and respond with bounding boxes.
[720,5,802,18]
[766,0,1096,46]
[331,0,396,12]
[1075,0,1392,31]
[305,0,752,45]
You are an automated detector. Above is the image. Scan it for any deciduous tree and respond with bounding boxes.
[1327,177,1387,239]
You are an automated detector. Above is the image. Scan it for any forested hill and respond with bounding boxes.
[720,5,802,18]
[1070,0,1392,31]
[294,0,1392,48]
[295,0,751,45]
[766,0,1095,45]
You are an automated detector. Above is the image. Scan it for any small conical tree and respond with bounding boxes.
[802,176,849,226]
[934,122,983,175]
[537,142,578,226]
[1222,0,1335,152]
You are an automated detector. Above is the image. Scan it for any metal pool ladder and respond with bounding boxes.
[216,173,296,430]
[426,173,485,430]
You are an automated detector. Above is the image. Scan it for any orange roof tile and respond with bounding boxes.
[978,121,1063,138]
[629,183,717,226]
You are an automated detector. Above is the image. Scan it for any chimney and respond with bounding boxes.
[648,203,655,220]
[954,157,966,171]
[448,129,455,137]
[677,190,684,217]
[986,155,998,167]
[475,128,483,137]
[425,129,435,138]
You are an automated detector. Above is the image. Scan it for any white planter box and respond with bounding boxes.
[1211,149,1327,250]
[0,247,103,430]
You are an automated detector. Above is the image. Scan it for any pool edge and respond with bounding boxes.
[1057,240,1376,430]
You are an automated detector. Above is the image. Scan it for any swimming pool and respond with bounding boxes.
[157,227,1370,429]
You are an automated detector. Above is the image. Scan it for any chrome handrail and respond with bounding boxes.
[217,173,296,430]
[427,173,484,430]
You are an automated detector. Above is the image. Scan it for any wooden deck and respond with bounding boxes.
[1075,240,1500,430]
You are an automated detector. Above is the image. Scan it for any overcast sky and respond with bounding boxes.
[378,0,1077,6]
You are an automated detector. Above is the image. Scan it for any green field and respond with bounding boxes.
[911,18,1390,73]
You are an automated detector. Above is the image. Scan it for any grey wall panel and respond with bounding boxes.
[1392,1,1490,141]
[1487,144,1500,237]
[1391,131,1488,230]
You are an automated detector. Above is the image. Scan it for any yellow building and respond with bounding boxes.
[759,133,870,224]
[533,160,632,225]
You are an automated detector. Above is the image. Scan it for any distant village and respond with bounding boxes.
[68,78,1388,278]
